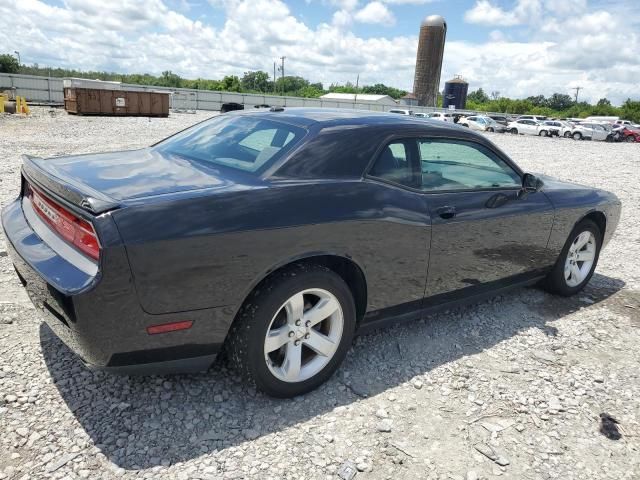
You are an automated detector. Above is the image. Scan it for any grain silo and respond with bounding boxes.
[442,76,468,110]
[413,15,446,107]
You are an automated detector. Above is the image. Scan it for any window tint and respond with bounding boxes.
[156,116,305,174]
[239,129,295,151]
[418,139,521,191]
[369,140,414,186]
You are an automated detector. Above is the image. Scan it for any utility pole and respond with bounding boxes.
[572,86,582,103]
[273,62,277,94]
[354,73,359,107]
[14,51,20,65]
[280,56,286,96]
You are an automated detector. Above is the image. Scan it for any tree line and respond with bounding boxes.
[466,88,640,123]
[1,53,639,122]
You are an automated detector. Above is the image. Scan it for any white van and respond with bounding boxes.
[584,116,619,123]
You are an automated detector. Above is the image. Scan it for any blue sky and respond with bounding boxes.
[2,0,639,103]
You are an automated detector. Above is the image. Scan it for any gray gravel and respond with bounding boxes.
[1,108,639,480]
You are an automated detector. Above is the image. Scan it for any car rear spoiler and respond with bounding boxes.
[21,155,120,215]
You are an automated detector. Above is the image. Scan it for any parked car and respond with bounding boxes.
[426,112,454,122]
[1,108,621,397]
[619,127,640,143]
[571,123,610,141]
[540,120,573,137]
[517,115,548,122]
[413,112,428,118]
[488,115,509,126]
[388,109,414,116]
[507,119,542,135]
[459,115,506,132]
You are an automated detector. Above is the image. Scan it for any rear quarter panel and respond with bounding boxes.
[113,181,432,316]
[541,177,621,253]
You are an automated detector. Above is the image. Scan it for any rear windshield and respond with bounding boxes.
[155,115,306,174]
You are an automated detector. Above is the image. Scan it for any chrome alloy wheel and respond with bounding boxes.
[564,231,596,287]
[264,289,343,383]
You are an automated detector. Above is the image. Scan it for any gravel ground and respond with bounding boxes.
[0,108,639,480]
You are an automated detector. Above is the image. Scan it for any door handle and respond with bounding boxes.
[436,205,456,219]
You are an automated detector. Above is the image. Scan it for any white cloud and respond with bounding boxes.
[464,0,543,27]
[354,1,395,25]
[464,0,520,26]
[380,0,437,4]
[1,0,638,104]
[332,9,353,27]
[326,0,359,11]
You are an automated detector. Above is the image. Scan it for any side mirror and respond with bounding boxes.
[522,173,543,193]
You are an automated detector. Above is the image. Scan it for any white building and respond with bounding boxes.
[319,93,398,106]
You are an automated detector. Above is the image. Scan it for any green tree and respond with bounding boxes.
[467,88,489,104]
[241,70,270,92]
[297,86,323,98]
[275,76,310,94]
[0,54,20,73]
[361,83,407,99]
[220,75,241,92]
[328,81,357,94]
[158,70,182,88]
[525,95,547,107]
[547,93,573,110]
[620,99,640,123]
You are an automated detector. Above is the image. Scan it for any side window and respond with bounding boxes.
[369,140,415,186]
[418,139,521,191]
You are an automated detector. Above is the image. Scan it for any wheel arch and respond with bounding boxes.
[580,210,607,240]
[230,253,368,329]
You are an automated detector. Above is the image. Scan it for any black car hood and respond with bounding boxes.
[28,148,249,206]
[537,174,590,191]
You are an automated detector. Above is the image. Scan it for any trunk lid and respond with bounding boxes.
[23,148,246,214]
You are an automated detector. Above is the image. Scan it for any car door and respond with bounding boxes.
[474,118,487,131]
[416,138,556,302]
[517,120,532,134]
[592,125,608,140]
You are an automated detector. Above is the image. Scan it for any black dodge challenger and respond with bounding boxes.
[1,108,621,397]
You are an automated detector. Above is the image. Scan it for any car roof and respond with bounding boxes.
[227,107,466,133]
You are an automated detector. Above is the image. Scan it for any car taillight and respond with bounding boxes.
[26,183,100,261]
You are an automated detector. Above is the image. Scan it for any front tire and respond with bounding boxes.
[564,131,571,138]
[625,135,635,143]
[573,132,582,140]
[539,130,548,137]
[510,128,518,134]
[545,219,601,296]
[226,264,356,397]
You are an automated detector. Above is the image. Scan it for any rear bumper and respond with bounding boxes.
[2,197,232,374]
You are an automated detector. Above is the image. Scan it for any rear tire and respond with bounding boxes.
[539,130,548,137]
[545,219,601,296]
[563,131,571,138]
[225,264,356,397]
[625,135,635,143]
[510,128,518,134]
[572,132,582,140]
[487,127,494,132]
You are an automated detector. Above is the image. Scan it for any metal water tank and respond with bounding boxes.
[413,15,447,107]
[442,76,468,110]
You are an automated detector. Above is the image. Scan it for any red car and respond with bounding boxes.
[621,127,640,142]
